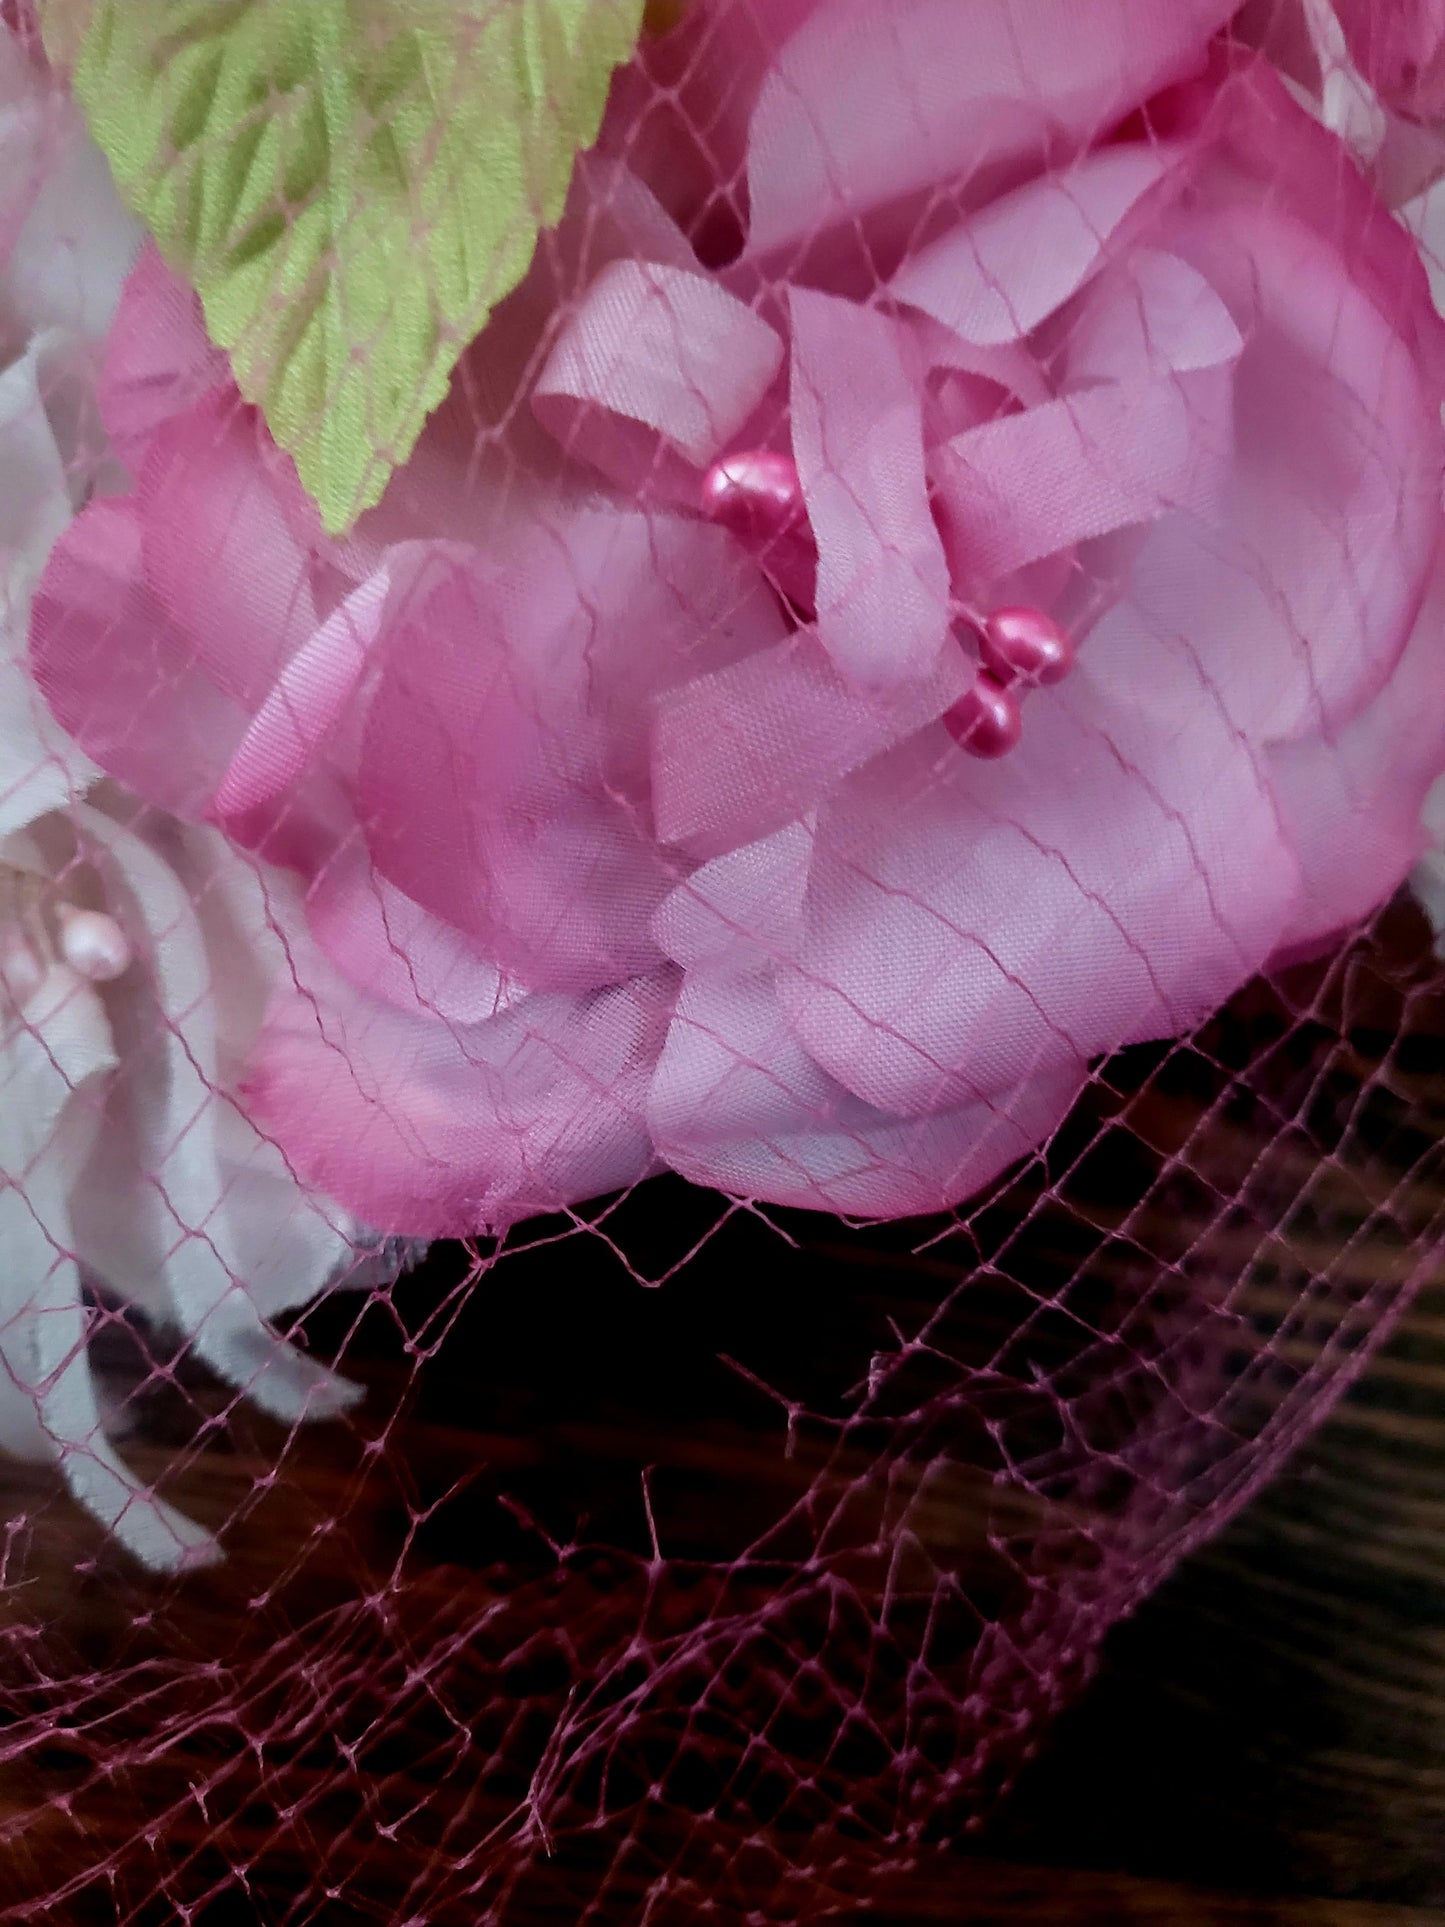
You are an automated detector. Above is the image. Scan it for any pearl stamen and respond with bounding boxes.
[701,449,804,542]
[945,606,1076,759]
[55,904,132,983]
[943,673,1023,759]
[980,605,1074,688]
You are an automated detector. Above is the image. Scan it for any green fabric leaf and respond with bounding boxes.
[39,0,644,533]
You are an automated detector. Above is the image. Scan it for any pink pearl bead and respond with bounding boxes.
[943,673,1023,759]
[700,449,803,543]
[56,905,132,983]
[981,605,1073,687]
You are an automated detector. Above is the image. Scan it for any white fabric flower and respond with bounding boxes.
[0,22,383,1569]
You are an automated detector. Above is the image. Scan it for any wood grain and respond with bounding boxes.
[3,1258,1443,1923]
[871,1860,1438,1923]
[991,1276,1445,1912]
[1,911,1443,1921]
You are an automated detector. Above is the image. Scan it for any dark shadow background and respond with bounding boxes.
[3,907,1445,1924]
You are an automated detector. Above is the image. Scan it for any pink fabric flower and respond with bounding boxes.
[28,7,1445,1238]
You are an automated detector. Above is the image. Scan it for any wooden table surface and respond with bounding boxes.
[975,1274,1445,1921]
[1,1249,1441,1925]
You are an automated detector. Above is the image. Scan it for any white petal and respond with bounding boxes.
[0,339,102,838]
[1399,177,1445,319]
[0,959,215,1567]
[67,805,364,1422]
[1298,0,1389,163]
[7,101,142,344]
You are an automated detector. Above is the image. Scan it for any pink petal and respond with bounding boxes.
[564,151,703,272]
[906,313,1052,416]
[28,499,248,817]
[533,259,784,490]
[245,936,674,1240]
[137,394,318,709]
[651,820,813,977]
[778,628,1300,1118]
[652,624,969,861]
[789,288,951,688]
[1063,245,1247,384]
[745,0,1238,255]
[600,0,821,245]
[97,242,229,472]
[1217,61,1445,383]
[361,513,781,992]
[1269,555,1445,955]
[925,247,1241,595]
[888,143,1183,346]
[306,841,528,1027]
[932,364,1240,593]
[653,970,841,1158]
[211,568,392,823]
[1120,200,1441,743]
[648,968,1079,1215]
[931,362,1237,596]
[350,155,698,559]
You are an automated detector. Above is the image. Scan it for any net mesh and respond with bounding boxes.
[3,1,1445,1918]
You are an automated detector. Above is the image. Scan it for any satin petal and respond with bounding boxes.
[780,631,1300,1117]
[649,968,1079,1215]
[246,935,674,1240]
[889,144,1183,347]
[534,259,783,489]
[790,288,951,688]
[745,0,1238,253]
[653,625,968,861]
[361,513,784,992]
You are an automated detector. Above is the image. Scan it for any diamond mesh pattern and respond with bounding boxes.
[2,3,1445,1919]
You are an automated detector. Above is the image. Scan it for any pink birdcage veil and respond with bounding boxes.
[3,0,1445,1918]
